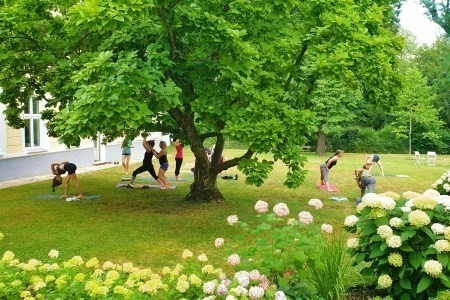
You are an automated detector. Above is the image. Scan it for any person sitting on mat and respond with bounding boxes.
[366,153,384,176]
[51,161,83,199]
[153,141,170,189]
[319,150,344,192]
[128,136,164,188]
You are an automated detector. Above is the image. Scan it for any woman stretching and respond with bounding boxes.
[51,161,83,199]
[319,150,344,192]
[128,137,163,188]
[153,141,169,189]
[173,137,184,181]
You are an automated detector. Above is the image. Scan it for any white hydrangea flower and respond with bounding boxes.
[378,274,392,289]
[387,253,403,267]
[347,238,359,248]
[386,235,402,248]
[227,215,239,225]
[389,217,403,228]
[401,206,411,213]
[431,223,446,235]
[344,215,359,227]
[408,210,431,227]
[435,240,450,253]
[377,225,393,239]
[424,260,443,277]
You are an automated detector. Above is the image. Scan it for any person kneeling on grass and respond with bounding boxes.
[51,161,83,199]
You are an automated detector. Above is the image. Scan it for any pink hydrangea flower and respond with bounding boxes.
[298,211,313,224]
[227,215,239,225]
[215,238,224,248]
[308,198,323,210]
[321,223,333,233]
[254,200,269,214]
[228,254,241,266]
[273,203,289,217]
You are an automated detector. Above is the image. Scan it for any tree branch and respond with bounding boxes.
[159,6,176,59]
[63,31,91,57]
[284,43,308,90]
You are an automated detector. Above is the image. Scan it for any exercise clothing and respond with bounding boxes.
[324,155,338,169]
[158,154,168,165]
[372,154,380,163]
[175,144,183,159]
[57,163,77,175]
[121,139,133,156]
[132,151,158,180]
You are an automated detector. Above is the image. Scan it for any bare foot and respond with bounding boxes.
[76,195,84,199]
[160,186,169,190]
[60,195,68,198]
[328,189,336,192]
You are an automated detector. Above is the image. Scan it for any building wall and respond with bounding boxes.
[6,127,22,154]
[0,103,171,182]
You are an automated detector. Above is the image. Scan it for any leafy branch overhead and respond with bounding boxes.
[0,0,404,200]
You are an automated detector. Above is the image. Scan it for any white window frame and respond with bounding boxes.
[23,97,43,151]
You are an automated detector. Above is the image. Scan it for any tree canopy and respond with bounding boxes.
[421,0,450,34]
[0,0,404,201]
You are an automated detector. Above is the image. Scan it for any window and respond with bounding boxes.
[23,97,41,148]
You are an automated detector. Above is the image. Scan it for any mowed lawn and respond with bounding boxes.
[0,150,449,271]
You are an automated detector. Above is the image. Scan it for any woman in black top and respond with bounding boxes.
[51,161,83,199]
[128,137,163,188]
[319,150,344,192]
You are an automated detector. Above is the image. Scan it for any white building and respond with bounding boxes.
[0,98,170,182]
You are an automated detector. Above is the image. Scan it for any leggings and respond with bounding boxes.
[175,158,183,177]
[132,164,158,180]
[360,176,376,194]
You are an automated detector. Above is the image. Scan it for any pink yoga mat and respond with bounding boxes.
[316,183,339,192]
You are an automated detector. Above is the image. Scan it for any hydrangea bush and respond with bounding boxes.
[344,190,450,300]
[0,239,284,299]
[222,199,349,299]
[431,171,450,195]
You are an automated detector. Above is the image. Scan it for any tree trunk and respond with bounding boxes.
[186,162,224,202]
[316,130,327,156]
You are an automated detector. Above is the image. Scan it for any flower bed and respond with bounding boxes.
[344,189,450,300]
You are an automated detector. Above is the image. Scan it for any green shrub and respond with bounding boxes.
[344,190,450,300]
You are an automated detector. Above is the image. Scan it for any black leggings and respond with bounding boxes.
[174,158,183,176]
[132,164,158,180]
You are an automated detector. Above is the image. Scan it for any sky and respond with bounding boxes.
[399,0,445,45]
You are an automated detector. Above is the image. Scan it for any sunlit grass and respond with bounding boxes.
[0,150,449,272]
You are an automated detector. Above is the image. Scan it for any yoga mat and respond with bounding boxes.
[137,177,190,181]
[32,195,101,200]
[373,174,409,177]
[316,183,340,192]
[329,196,348,202]
[116,183,176,189]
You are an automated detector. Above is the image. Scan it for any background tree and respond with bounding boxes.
[305,79,362,155]
[421,0,450,34]
[415,38,450,129]
[389,66,445,154]
[0,0,404,201]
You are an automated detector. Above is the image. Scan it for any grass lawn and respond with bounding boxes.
[1,150,449,272]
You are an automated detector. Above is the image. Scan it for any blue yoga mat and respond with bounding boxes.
[32,195,102,200]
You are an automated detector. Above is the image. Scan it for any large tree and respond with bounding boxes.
[0,0,403,201]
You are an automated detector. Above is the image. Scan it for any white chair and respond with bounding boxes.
[414,151,425,164]
[427,151,437,165]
